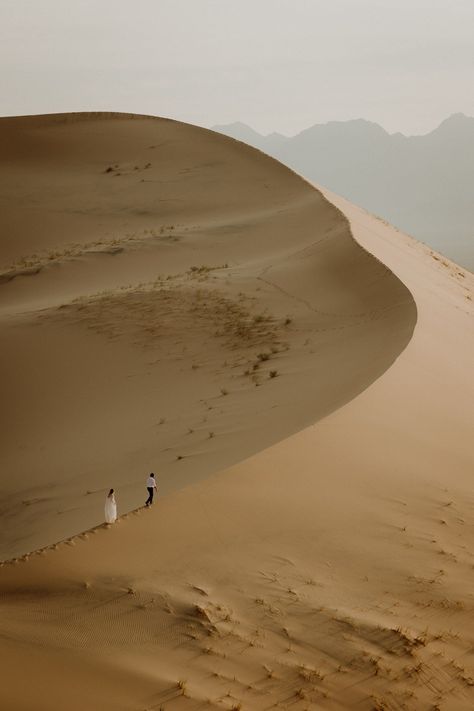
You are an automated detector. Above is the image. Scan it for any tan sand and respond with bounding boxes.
[0,113,414,558]
[1,114,473,710]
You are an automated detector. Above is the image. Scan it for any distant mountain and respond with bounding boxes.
[213,114,474,271]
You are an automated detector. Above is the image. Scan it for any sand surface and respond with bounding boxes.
[0,113,414,558]
[1,114,473,710]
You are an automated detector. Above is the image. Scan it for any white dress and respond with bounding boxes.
[105,494,117,523]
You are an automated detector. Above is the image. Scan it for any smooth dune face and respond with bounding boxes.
[0,180,473,710]
[6,113,472,710]
[0,113,416,558]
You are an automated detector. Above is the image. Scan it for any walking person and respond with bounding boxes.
[105,488,117,523]
[145,473,157,507]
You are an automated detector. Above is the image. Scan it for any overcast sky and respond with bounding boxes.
[1,0,473,136]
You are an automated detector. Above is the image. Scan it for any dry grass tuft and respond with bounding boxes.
[177,679,186,691]
[47,278,285,375]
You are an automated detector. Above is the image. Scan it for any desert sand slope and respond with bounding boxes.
[0,113,415,557]
[0,164,472,708]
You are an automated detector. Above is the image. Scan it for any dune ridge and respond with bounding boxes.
[0,112,415,559]
[2,114,472,710]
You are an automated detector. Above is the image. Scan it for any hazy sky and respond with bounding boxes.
[1,0,473,136]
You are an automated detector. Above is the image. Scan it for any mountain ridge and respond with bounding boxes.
[214,113,473,141]
[213,114,474,270]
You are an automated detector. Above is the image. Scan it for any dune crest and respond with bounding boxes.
[3,114,472,710]
[0,113,415,558]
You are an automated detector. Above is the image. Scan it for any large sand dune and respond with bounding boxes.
[0,113,415,557]
[1,114,473,710]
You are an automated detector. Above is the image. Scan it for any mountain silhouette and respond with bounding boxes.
[213,114,474,270]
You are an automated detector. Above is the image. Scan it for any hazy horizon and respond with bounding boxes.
[1,0,473,136]
[214,113,474,271]
[213,111,474,139]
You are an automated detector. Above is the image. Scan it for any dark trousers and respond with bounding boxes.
[146,487,154,505]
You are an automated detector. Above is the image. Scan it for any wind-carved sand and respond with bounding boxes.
[0,112,415,557]
[1,114,473,710]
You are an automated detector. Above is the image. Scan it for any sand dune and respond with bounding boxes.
[1,114,473,710]
[0,113,414,558]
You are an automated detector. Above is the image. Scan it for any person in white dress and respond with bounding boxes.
[105,488,117,523]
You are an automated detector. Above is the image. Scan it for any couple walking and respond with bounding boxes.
[104,473,158,523]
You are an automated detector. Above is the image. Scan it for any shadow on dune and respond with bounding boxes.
[0,112,417,558]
